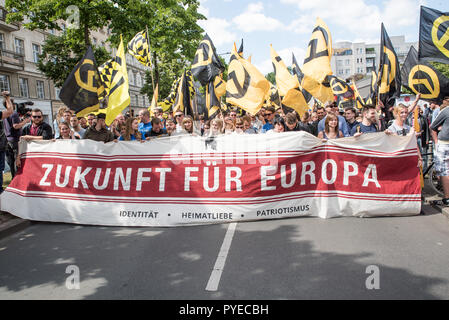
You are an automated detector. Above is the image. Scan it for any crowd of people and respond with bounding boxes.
[2,89,449,204]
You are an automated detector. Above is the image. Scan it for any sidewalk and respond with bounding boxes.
[0,172,31,239]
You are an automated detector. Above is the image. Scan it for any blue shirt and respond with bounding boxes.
[262,122,274,132]
[318,115,350,137]
[350,123,378,135]
[119,134,138,141]
[432,107,440,124]
[138,122,152,138]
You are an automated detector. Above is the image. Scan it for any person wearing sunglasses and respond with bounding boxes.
[20,108,53,142]
[262,106,276,132]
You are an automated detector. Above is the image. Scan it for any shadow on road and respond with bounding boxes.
[0,219,447,299]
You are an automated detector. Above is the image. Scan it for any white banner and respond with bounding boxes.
[0,132,421,226]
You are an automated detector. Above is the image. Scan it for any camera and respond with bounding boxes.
[16,101,34,116]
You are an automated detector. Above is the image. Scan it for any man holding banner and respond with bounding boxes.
[431,97,449,206]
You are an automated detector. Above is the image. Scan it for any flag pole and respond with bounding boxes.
[146,25,156,91]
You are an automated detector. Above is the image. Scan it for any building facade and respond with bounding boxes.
[0,0,55,124]
[331,36,417,80]
[0,0,149,125]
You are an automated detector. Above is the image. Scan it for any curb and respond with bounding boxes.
[422,193,449,220]
[0,218,31,240]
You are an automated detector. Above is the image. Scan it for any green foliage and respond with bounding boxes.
[37,31,110,88]
[108,0,205,100]
[6,0,206,102]
[430,61,449,79]
[265,72,275,85]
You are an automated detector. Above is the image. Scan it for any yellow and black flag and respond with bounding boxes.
[300,17,334,103]
[127,29,152,67]
[302,17,333,82]
[238,39,244,57]
[173,70,194,117]
[270,45,309,116]
[100,37,131,126]
[402,46,449,103]
[377,23,401,108]
[419,6,449,64]
[206,75,226,119]
[191,34,225,86]
[352,81,366,109]
[366,71,378,105]
[226,47,270,115]
[59,46,105,117]
[292,53,327,105]
[159,77,181,111]
[328,75,354,100]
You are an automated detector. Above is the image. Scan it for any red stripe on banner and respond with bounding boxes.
[5,189,421,205]
[9,149,421,201]
[21,146,417,159]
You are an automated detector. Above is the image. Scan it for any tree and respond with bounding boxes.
[6,0,116,87]
[108,0,205,100]
[265,72,276,85]
[6,0,206,101]
[430,61,449,79]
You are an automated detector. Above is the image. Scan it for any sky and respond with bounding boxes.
[198,0,448,75]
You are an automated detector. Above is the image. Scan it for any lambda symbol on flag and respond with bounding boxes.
[432,15,449,59]
[192,39,214,68]
[408,65,440,99]
[379,46,397,94]
[227,61,251,100]
[304,26,330,64]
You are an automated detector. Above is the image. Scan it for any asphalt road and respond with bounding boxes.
[1,208,449,300]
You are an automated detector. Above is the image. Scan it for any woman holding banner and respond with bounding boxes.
[317,114,344,140]
[119,117,143,141]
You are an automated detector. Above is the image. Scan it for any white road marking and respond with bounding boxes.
[205,222,237,291]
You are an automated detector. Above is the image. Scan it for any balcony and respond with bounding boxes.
[0,49,24,71]
[0,7,20,31]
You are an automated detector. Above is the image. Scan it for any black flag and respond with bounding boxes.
[377,23,401,108]
[59,46,104,116]
[419,6,449,63]
[173,70,194,117]
[402,46,449,103]
[191,34,225,86]
[238,39,244,57]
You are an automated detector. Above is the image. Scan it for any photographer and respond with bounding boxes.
[0,91,15,192]
[3,97,31,178]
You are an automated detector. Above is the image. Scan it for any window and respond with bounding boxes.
[36,80,45,99]
[32,44,41,63]
[55,87,61,99]
[14,38,24,55]
[128,70,134,85]
[19,77,29,97]
[0,74,10,92]
[345,59,350,66]
[337,60,343,67]
[0,33,5,50]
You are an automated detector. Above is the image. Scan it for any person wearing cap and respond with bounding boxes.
[83,113,115,143]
